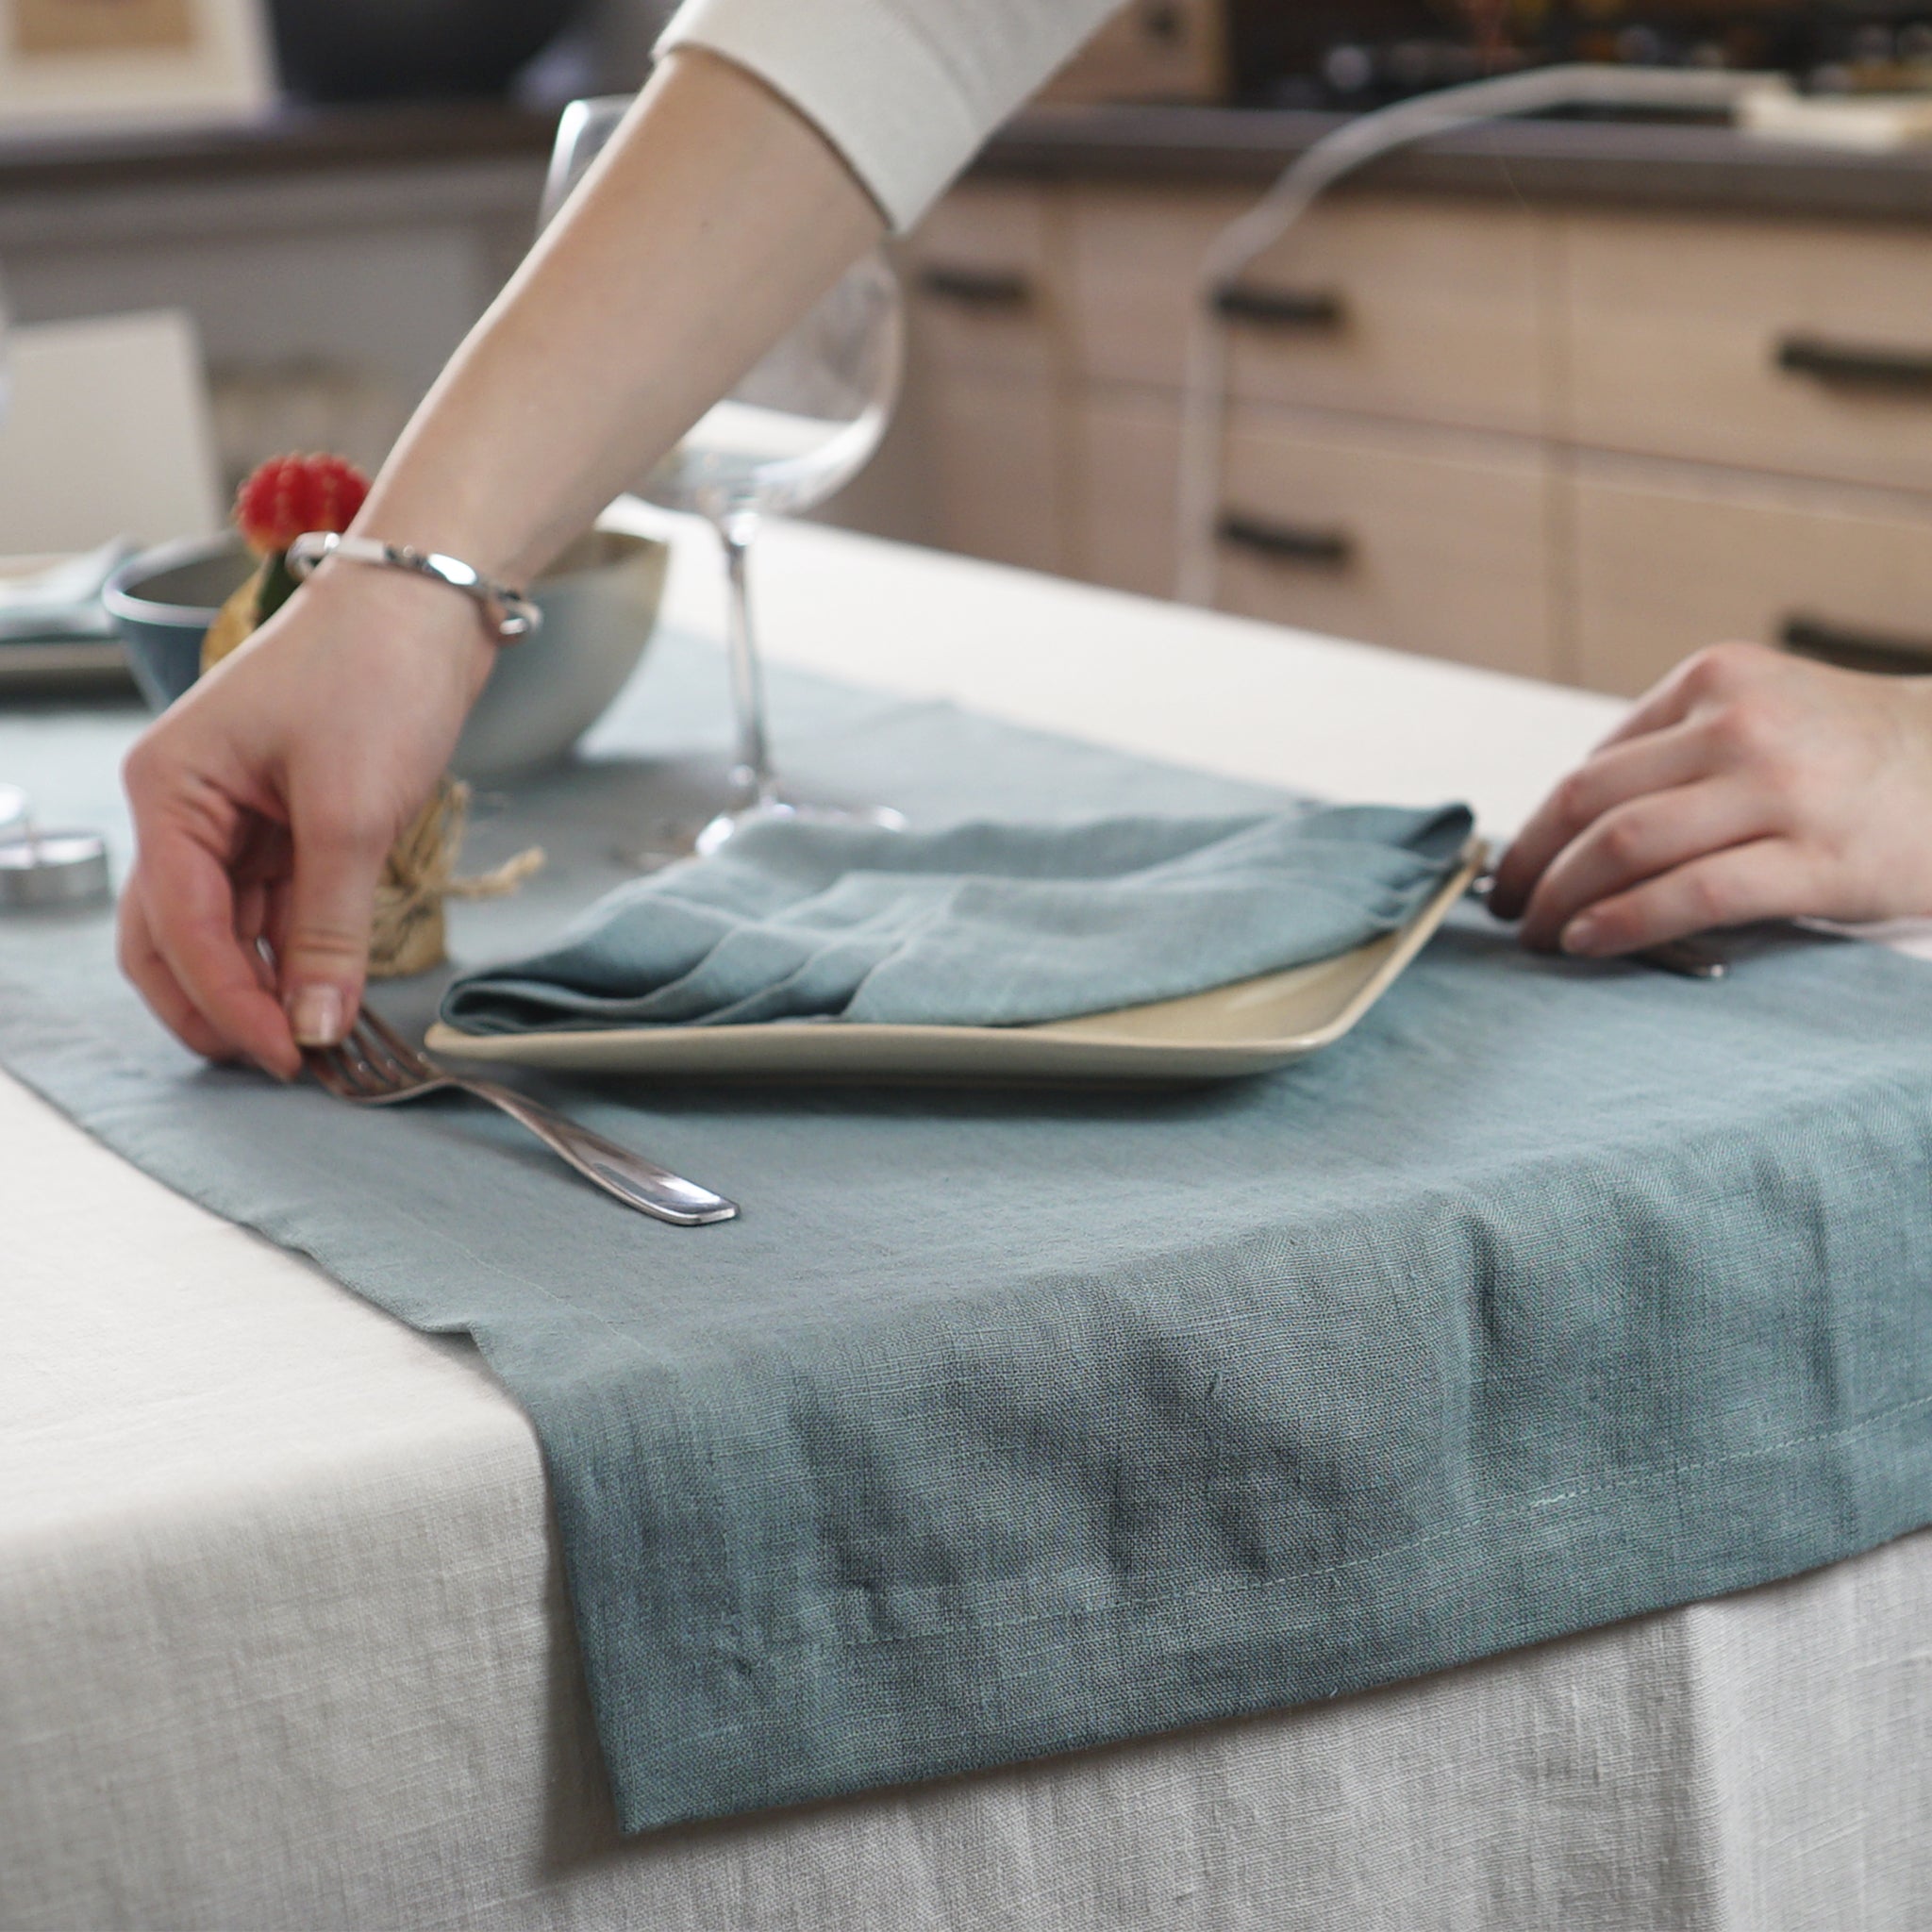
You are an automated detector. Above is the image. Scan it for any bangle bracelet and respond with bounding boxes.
[285,532,542,642]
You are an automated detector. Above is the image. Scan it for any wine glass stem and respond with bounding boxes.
[719,516,777,808]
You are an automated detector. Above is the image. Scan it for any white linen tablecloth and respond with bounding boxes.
[4,515,1927,1930]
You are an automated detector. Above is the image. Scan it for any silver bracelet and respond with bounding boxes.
[285,532,542,642]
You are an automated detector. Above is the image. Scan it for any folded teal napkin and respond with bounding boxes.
[441,803,1474,1034]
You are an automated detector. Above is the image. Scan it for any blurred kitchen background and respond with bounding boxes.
[11,0,1932,697]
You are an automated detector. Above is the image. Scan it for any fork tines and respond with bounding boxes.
[307,1008,433,1099]
[358,1007,440,1080]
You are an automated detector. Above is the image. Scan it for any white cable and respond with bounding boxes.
[1174,64,1777,607]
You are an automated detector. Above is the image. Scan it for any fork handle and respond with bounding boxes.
[458,1077,738,1225]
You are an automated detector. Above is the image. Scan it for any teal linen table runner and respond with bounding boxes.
[441,803,1473,1033]
[4,631,1931,1835]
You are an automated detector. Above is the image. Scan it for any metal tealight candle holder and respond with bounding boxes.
[0,789,110,910]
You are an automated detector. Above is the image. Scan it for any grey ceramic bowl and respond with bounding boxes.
[105,527,668,781]
[103,533,245,714]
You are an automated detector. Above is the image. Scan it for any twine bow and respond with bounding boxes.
[370,777,544,980]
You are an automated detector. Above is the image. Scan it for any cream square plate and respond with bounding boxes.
[425,841,1485,1084]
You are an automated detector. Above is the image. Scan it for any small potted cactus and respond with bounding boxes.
[202,453,372,673]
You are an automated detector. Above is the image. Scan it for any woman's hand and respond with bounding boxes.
[1489,640,1932,956]
[118,566,494,1078]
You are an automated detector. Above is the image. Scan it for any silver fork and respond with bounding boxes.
[306,1008,738,1226]
[1468,868,1728,980]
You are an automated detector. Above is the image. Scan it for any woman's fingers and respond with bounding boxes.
[1514,775,1776,952]
[1491,641,1820,940]
[129,815,301,1076]
[233,881,280,995]
[275,801,385,1048]
[1489,716,1717,920]
[1559,838,1820,958]
[1588,639,1768,755]
[265,875,294,971]
[116,871,254,1066]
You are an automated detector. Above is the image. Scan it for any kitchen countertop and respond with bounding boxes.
[0,97,558,193]
[5,93,1932,225]
[982,100,1932,222]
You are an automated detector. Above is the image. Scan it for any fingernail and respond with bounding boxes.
[1559,915,1604,957]
[288,983,344,1046]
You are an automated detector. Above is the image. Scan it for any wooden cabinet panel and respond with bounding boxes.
[892,183,1074,575]
[910,367,1070,577]
[900,182,1069,383]
[1573,455,1932,696]
[1215,408,1557,678]
[1070,386,1183,599]
[1564,210,1932,497]
[1069,185,1550,436]
[1064,181,1244,391]
[897,177,1932,703]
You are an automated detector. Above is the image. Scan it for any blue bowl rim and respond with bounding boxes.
[102,532,248,628]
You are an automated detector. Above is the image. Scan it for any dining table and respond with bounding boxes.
[4,507,1928,1932]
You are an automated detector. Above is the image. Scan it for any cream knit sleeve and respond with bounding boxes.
[656,0,1123,232]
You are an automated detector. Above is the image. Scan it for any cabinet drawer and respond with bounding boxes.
[901,182,1069,383]
[1568,452,1932,695]
[1070,186,1550,436]
[908,366,1070,576]
[1065,183,1244,391]
[1214,408,1557,677]
[1564,211,1932,496]
[1573,457,1932,695]
[1070,386,1183,599]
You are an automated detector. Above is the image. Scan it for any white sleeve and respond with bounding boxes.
[655,0,1123,233]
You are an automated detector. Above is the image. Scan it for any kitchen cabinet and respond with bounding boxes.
[901,181,1074,386]
[893,167,1932,697]
[913,366,1074,577]
[891,181,1078,575]
[1218,408,1557,680]
[1070,183,1553,435]
[1068,387,1179,597]
[1556,208,1932,691]
[1562,209,1932,498]
[1574,452,1932,692]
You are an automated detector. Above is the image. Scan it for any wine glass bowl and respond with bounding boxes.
[643,262,901,527]
[544,95,908,855]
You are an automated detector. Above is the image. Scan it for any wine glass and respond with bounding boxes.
[542,96,907,855]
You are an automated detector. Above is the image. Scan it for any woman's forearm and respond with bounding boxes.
[351,48,886,590]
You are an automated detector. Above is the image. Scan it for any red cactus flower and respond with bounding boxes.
[233,453,372,556]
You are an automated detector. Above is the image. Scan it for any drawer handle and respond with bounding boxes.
[916,265,1034,309]
[1774,336,1932,391]
[1211,283,1346,332]
[1216,512,1353,566]
[1780,613,1932,675]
